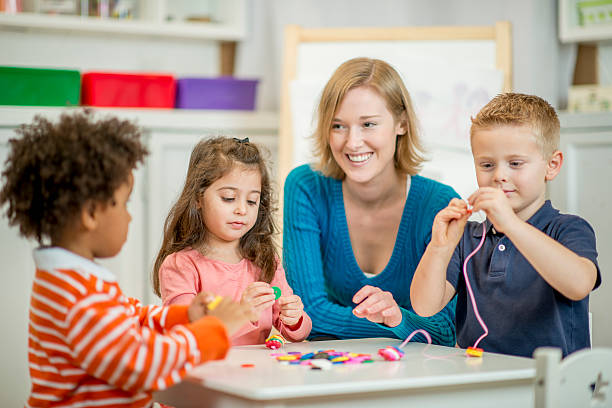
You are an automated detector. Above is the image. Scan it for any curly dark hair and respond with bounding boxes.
[152,137,279,296]
[0,110,148,244]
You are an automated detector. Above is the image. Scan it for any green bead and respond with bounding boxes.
[272,286,281,299]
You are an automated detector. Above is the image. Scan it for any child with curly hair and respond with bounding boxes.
[0,111,250,408]
[153,137,312,345]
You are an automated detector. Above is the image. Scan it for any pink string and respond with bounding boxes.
[398,329,437,359]
[397,219,489,355]
[399,329,432,348]
[398,329,463,360]
[463,221,488,348]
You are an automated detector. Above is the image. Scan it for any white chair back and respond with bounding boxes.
[534,347,612,408]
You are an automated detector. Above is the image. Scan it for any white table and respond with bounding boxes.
[154,338,535,408]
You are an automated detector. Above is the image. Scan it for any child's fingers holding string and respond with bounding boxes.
[440,208,469,222]
[277,294,301,307]
[243,282,273,297]
[241,284,273,308]
[468,187,500,206]
[280,307,302,319]
[448,197,468,211]
[250,293,276,309]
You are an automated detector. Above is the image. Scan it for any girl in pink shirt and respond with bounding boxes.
[153,137,312,345]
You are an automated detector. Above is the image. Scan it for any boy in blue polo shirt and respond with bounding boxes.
[410,93,601,358]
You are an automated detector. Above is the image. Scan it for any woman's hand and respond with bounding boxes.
[277,294,304,327]
[240,282,276,323]
[352,285,402,327]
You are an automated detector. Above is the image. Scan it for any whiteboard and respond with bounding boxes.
[279,23,512,202]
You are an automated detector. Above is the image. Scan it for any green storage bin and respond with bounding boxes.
[0,66,80,106]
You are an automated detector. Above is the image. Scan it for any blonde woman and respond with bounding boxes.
[283,58,458,344]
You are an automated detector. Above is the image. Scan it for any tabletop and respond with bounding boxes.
[158,337,535,402]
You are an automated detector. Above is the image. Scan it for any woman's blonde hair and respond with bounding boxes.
[312,57,425,179]
[152,137,278,297]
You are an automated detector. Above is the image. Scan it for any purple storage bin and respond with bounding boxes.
[175,77,258,110]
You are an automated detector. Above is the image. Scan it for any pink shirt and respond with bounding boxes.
[159,248,312,346]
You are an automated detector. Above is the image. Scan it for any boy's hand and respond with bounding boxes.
[352,285,402,328]
[277,294,304,327]
[430,198,470,248]
[241,282,276,323]
[188,292,251,336]
[468,187,520,233]
[205,297,251,336]
[188,292,214,322]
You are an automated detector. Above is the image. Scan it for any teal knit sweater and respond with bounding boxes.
[283,164,458,345]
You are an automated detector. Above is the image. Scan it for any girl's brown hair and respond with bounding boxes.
[312,57,425,179]
[152,137,278,297]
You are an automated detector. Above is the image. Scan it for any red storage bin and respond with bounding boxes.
[81,72,176,108]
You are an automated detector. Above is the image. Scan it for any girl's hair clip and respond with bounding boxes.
[233,137,250,144]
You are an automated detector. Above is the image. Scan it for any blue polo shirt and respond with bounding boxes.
[446,200,600,358]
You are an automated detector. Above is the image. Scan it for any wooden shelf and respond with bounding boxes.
[0,11,245,41]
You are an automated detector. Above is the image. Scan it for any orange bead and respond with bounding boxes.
[466,347,483,357]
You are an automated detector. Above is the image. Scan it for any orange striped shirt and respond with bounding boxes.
[26,247,229,408]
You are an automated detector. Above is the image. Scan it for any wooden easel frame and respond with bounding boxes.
[277,22,512,228]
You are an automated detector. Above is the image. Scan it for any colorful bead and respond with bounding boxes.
[466,347,483,357]
[272,286,281,299]
[310,359,332,370]
[265,334,286,350]
[378,346,405,361]
[207,295,223,311]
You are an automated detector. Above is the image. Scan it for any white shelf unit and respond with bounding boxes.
[0,106,276,134]
[0,0,246,41]
[559,0,612,43]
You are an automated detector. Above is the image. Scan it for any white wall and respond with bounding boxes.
[0,31,220,75]
[236,0,576,110]
[0,130,36,407]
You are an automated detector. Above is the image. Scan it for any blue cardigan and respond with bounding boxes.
[283,164,459,345]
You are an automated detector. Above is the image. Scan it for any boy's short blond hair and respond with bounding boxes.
[470,93,560,158]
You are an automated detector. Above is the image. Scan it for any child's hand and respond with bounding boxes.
[430,198,470,248]
[205,296,251,336]
[277,294,304,327]
[468,187,520,233]
[352,285,402,328]
[188,292,251,336]
[241,282,276,323]
[187,292,214,322]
